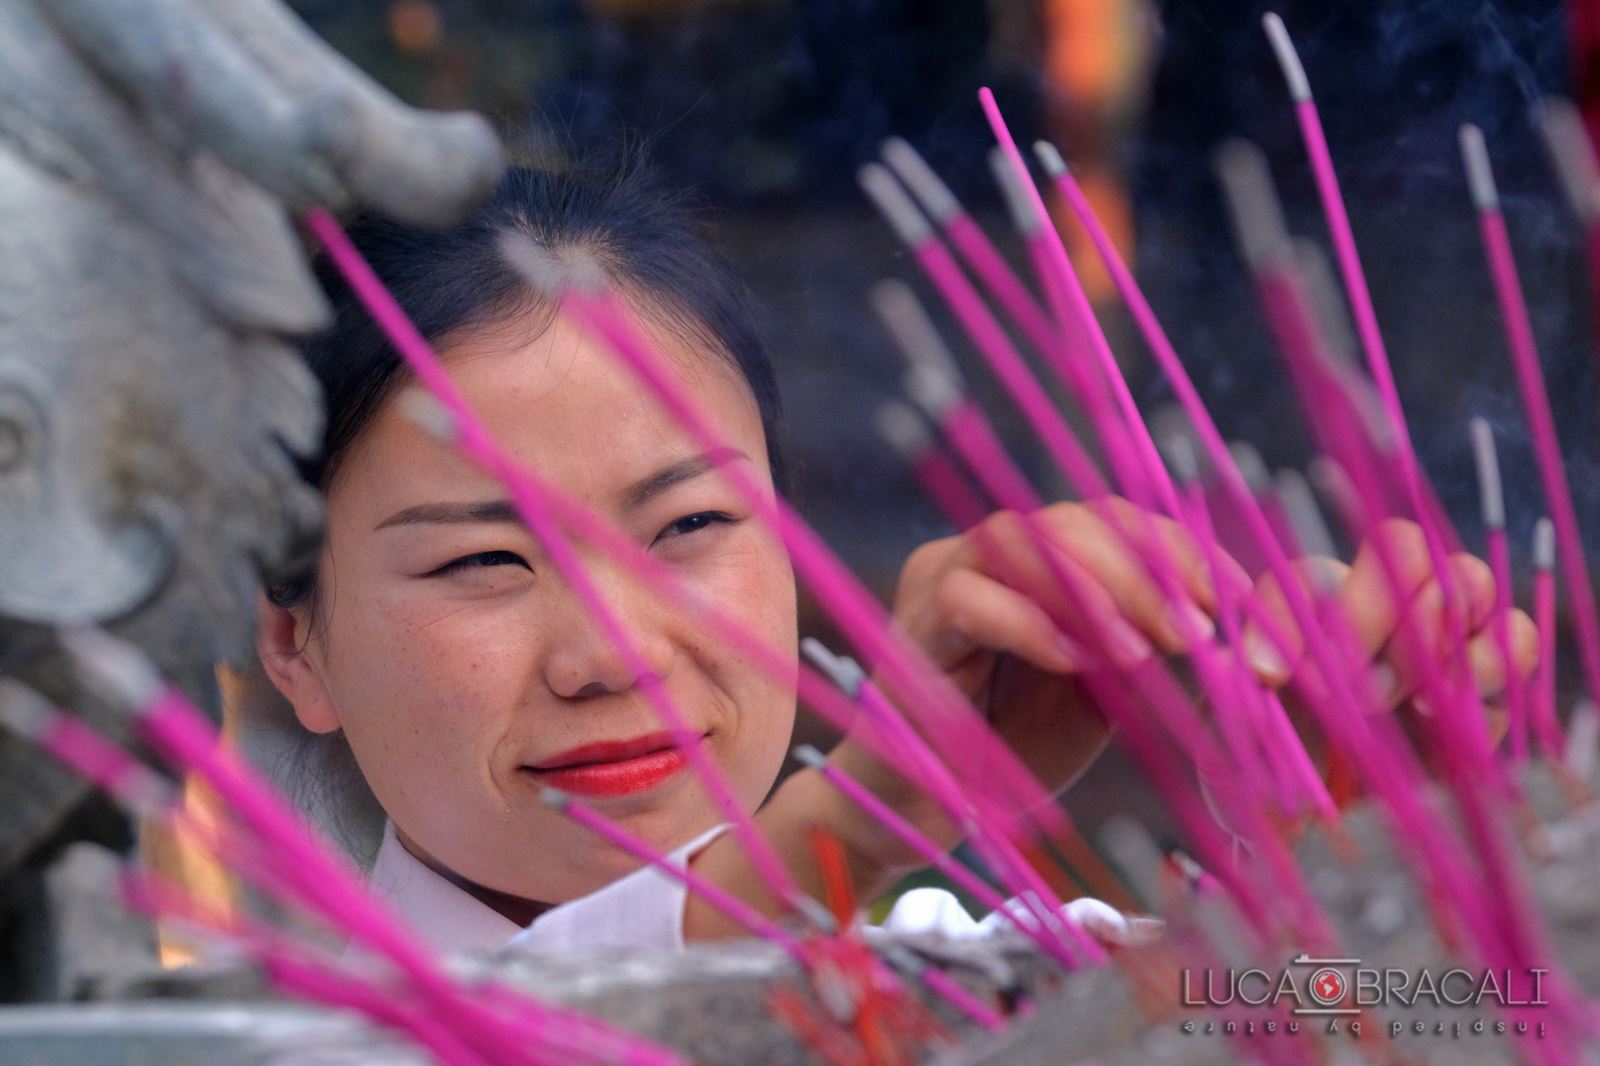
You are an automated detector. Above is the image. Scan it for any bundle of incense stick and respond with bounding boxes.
[9,9,1600,1065]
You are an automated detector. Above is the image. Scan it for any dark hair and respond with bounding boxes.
[269,157,787,609]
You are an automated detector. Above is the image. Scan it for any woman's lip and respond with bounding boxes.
[523,747,689,798]
[528,731,685,770]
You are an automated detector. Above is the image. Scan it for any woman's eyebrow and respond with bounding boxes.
[623,447,748,509]
[374,499,520,531]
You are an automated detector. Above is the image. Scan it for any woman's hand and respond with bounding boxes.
[819,498,1245,879]
[1243,518,1539,750]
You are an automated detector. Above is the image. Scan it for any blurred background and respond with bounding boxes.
[286,0,1592,847]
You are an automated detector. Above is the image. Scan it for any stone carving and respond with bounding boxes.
[0,0,503,886]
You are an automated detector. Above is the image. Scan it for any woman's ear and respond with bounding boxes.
[256,593,341,734]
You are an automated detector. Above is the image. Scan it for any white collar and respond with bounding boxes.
[364,820,522,955]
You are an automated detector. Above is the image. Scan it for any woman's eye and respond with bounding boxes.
[431,550,530,577]
[657,511,735,542]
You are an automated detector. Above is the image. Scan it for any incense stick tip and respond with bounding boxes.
[870,279,963,380]
[1534,517,1555,570]
[1033,140,1067,177]
[540,787,572,810]
[0,679,53,741]
[874,400,932,458]
[1262,13,1311,101]
[1228,440,1271,492]
[498,231,605,295]
[1214,138,1291,269]
[1535,97,1600,221]
[397,388,457,442]
[858,163,935,246]
[799,637,867,696]
[792,744,827,769]
[1468,417,1505,530]
[1159,433,1201,485]
[986,148,1042,235]
[1274,467,1340,560]
[881,138,963,223]
[57,627,163,710]
[1459,124,1499,212]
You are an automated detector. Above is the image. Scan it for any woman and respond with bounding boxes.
[253,157,1535,956]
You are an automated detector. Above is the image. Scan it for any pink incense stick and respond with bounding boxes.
[874,399,988,531]
[495,237,1078,883]
[1470,417,1529,762]
[1460,125,1600,731]
[305,210,813,929]
[1532,518,1565,761]
[62,629,678,1066]
[977,90,1184,525]
[543,789,1005,1031]
[1262,16,1447,552]
[880,138,1060,360]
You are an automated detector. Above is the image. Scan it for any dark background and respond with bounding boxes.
[288,0,1593,841]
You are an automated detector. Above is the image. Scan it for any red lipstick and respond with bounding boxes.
[524,731,691,798]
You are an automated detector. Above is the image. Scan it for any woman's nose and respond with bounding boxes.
[540,576,676,701]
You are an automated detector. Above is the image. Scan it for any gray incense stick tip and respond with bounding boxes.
[793,894,839,934]
[540,787,572,810]
[0,679,53,740]
[799,637,867,697]
[1307,455,1357,525]
[497,231,605,294]
[1535,517,1555,571]
[871,280,963,379]
[874,400,932,458]
[57,627,163,710]
[1228,440,1272,493]
[1262,13,1311,102]
[986,147,1043,236]
[1160,433,1202,486]
[1469,417,1505,530]
[791,744,828,770]
[858,163,935,246]
[903,365,963,421]
[1274,467,1340,560]
[1459,124,1500,212]
[1214,138,1293,270]
[881,138,964,223]
[397,388,457,441]
[1567,699,1599,778]
[1535,98,1600,222]
[1033,140,1068,177]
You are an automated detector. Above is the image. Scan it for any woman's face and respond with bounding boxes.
[269,309,797,904]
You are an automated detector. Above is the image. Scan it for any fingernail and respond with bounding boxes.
[1106,619,1153,667]
[1245,637,1287,679]
[1051,633,1085,671]
[1165,600,1215,645]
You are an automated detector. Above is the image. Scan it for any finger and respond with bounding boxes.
[1405,609,1538,713]
[1015,500,1221,652]
[1376,554,1497,707]
[1240,556,1351,684]
[1085,496,1252,611]
[928,566,1096,674]
[1336,519,1448,661]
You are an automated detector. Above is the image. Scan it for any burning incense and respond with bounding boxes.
[1459,125,1600,728]
[1273,467,1340,561]
[1470,416,1529,762]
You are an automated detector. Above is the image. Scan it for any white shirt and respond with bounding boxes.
[364,821,1155,956]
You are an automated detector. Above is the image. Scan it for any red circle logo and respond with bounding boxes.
[1308,967,1347,1006]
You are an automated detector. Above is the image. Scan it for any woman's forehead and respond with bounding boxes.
[332,313,768,517]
